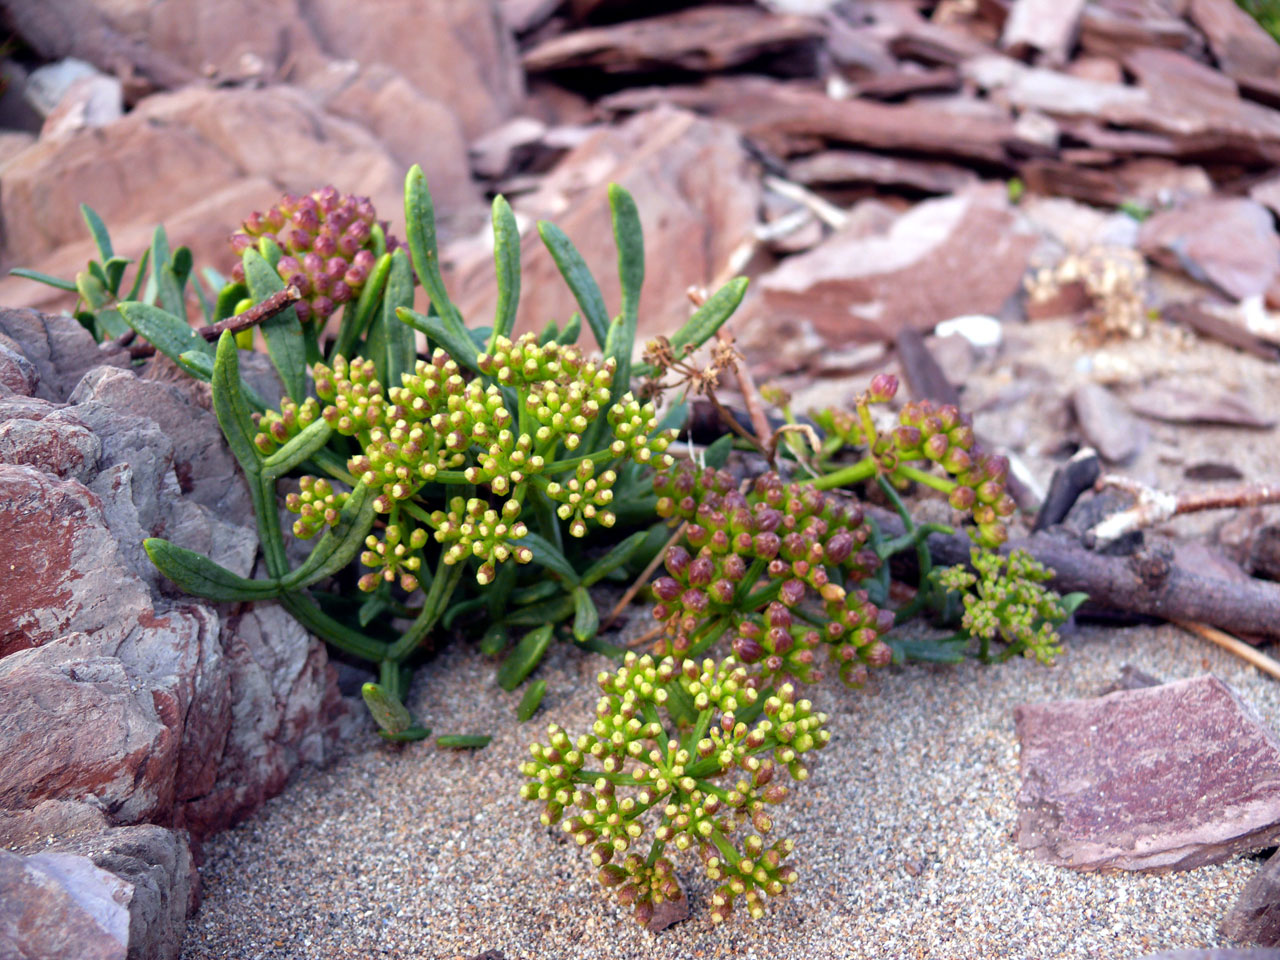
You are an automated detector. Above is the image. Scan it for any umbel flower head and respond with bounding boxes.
[650,464,893,688]
[518,653,829,925]
[229,186,391,326]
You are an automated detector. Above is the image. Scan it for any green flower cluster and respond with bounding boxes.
[519,653,828,925]
[811,374,1016,548]
[936,549,1072,664]
[651,464,894,688]
[263,332,676,593]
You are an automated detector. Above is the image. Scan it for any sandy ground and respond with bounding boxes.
[181,618,1280,960]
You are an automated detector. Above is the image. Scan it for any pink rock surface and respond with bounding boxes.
[1016,675,1280,871]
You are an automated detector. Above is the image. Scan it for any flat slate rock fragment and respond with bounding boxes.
[1015,675,1280,871]
[1072,382,1145,464]
[1222,847,1280,946]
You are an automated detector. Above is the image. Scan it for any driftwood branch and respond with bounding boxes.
[124,286,302,359]
[1089,476,1280,547]
[870,506,1280,641]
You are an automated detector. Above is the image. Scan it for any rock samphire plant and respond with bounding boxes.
[20,179,1081,928]
[16,169,750,740]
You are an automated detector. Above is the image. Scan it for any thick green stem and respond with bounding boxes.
[386,557,464,661]
[811,457,877,491]
[279,591,389,662]
[895,463,956,495]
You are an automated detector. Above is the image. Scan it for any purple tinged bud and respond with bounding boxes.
[665,545,691,577]
[681,589,709,614]
[734,635,764,663]
[824,531,854,565]
[303,252,324,275]
[924,433,950,461]
[894,425,922,450]
[949,485,976,510]
[869,373,899,402]
[766,602,791,630]
[754,532,780,559]
[710,579,735,604]
[779,579,805,607]
[769,627,792,654]
[326,257,347,281]
[289,228,313,251]
[866,642,893,668]
[943,447,972,474]
[231,233,254,253]
[311,296,334,320]
[653,577,681,602]
[688,556,714,587]
[353,249,376,271]
[294,300,312,323]
[331,281,353,304]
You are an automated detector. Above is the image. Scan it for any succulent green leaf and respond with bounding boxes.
[437,734,491,749]
[80,204,114,262]
[261,419,335,479]
[117,302,213,365]
[383,248,416,387]
[497,624,554,691]
[102,257,131,296]
[242,247,306,401]
[501,594,575,627]
[490,194,522,347]
[509,580,560,606]
[143,225,171,305]
[609,183,643,386]
[581,530,647,587]
[280,591,389,663]
[256,236,283,268]
[673,276,748,358]
[396,306,480,373]
[144,538,281,602]
[520,532,580,585]
[176,349,269,411]
[481,622,510,656]
[1061,592,1089,617]
[124,248,152,302]
[75,270,109,311]
[8,268,79,293]
[210,331,262,477]
[361,682,412,735]
[280,482,376,589]
[171,247,193,288]
[556,312,582,345]
[516,679,547,721]
[572,586,599,642]
[537,317,558,346]
[403,165,470,346]
[212,279,245,325]
[704,433,733,469]
[537,221,610,348]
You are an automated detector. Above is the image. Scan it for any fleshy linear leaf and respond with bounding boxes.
[490,194,522,348]
[260,419,334,480]
[209,331,262,478]
[383,248,416,387]
[537,221,610,348]
[520,532,580,585]
[144,538,281,602]
[8,268,78,293]
[497,624,554,691]
[332,251,391,362]
[242,247,306,401]
[516,679,547,721]
[609,183,644,388]
[397,306,480,373]
[117,302,213,366]
[437,734,491,749]
[572,585,599,642]
[80,204,113,262]
[361,682,412,735]
[403,165,473,352]
[581,530,647,587]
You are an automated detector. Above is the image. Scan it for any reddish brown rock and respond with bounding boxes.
[0,341,39,396]
[0,86,405,314]
[303,0,522,140]
[1188,0,1280,86]
[1139,198,1280,300]
[759,186,1035,344]
[1072,382,1145,463]
[522,5,824,76]
[1016,675,1280,871]
[1125,382,1276,428]
[787,149,978,195]
[0,848,130,960]
[449,105,761,347]
[1001,0,1088,65]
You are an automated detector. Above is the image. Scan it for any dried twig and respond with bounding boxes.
[762,174,848,230]
[1177,621,1280,681]
[730,332,773,454]
[126,286,302,359]
[603,522,688,630]
[1089,476,1280,546]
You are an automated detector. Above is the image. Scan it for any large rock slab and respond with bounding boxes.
[1222,847,1280,946]
[1139,198,1280,301]
[1015,675,1280,871]
[302,0,522,140]
[759,185,1035,344]
[449,105,761,347]
[0,86,405,314]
